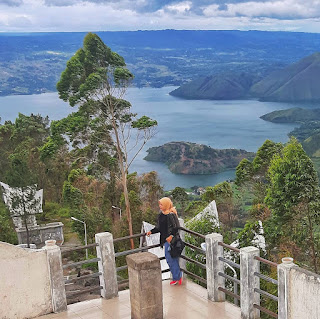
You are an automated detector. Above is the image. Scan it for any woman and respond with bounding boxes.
[146,197,182,285]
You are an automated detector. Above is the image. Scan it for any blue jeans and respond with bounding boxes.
[164,241,181,281]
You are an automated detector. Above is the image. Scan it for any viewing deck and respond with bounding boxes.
[37,279,240,319]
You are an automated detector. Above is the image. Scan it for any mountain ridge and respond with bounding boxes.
[171,52,320,102]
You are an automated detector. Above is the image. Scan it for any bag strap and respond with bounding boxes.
[169,212,180,229]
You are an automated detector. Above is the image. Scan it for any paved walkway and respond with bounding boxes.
[38,280,241,319]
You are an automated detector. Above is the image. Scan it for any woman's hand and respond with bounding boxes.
[166,235,173,243]
[146,231,152,236]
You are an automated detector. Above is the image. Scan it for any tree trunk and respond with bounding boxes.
[123,174,134,249]
[111,113,134,249]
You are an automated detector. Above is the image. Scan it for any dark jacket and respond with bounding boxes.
[151,212,180,246]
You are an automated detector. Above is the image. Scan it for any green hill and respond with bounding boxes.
[261,107,320,159]
[250,52,320,102]
[260,107,320,123]
[169,72,260,100]
[302,133,320,157]
[144,141,254,174]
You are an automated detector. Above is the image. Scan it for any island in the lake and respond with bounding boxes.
[260,107,320,123]
[144,141,255,175]
[260,107,320,158]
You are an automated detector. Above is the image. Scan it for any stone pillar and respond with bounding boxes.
[240,246,260,319]
[126,252,163,319]
[205,233,225,302]
[278,257,295,319]
[44,240,67,313]
[95,232,118,299]
[178,217,186,275]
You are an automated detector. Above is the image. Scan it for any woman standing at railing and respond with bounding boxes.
[146,197,183,286]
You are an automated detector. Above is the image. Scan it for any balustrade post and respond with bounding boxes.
[127,252,163,319]
[95,232,118,299]
[205,233,225,302]
[240,246,260,319]
[44,240,67,313]
[278,257,295,319]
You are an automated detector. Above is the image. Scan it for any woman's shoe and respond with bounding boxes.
[170,280,178,285]
[178,276,183,285]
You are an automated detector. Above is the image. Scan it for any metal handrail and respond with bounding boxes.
[182,268,207,285]
[162,269,171,274]
[254,288,278,302]
[219,257,240,269]
[66,285,102,297]
[179,227,206,239]
[254,272,278,285]
[218,287,240,300]
[118,279,129,285]
[113,232,146,243]
[116,265,128,272]
[253,304,278,318]
[184,241,206,254]
[115,244,160,257]
[254,256,278,268]
[65,272,101,284]
[218,241,240,253]
[63,257,101,269]
[218,271,240,285]
[180,255,206,270]
[61,243,99,254]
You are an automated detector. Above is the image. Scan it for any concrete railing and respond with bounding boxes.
[2,230,320,319]
[0,240,66,319]
[204,233,320,319]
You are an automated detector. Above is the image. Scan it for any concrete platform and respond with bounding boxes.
[37,279,241,319]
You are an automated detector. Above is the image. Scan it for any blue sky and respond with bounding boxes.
[1,0,320,32]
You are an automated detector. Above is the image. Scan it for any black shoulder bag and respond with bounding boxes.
[168,213,185,258]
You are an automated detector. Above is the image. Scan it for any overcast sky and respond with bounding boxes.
[1,0,320,33]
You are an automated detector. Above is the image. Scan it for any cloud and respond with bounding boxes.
[0,0,320,32]
[204,0,320,19]
[0,0,23,6]
[44,0,76,6]
[39,0,320,20]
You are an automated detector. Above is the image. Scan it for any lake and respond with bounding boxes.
[0,87,299,190]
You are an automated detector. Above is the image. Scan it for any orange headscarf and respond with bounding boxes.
[159,197,178,215]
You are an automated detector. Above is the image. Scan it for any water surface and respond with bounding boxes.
[0,87,300,189]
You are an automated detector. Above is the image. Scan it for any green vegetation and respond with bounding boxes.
[236,137,320,272]
[0,34,162,251]
[261,108,320,175]
[53,33,157,248]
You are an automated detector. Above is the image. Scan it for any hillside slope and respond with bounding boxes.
[250,52,320,102]
[169,72,260,100]
[260,107,320,123]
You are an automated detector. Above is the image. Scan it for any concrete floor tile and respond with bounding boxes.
[73,306,112,319]
[35,279,240,319]
[98,303,131,319]
[46,312,81,319]
[215,300,241,316]
[68,299,101,312]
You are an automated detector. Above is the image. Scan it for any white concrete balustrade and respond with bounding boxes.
[1,231,320,319]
